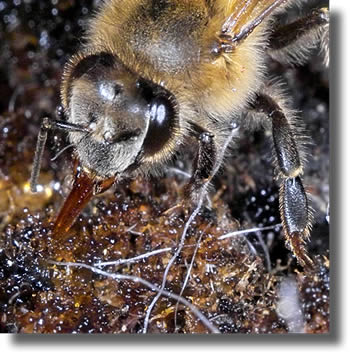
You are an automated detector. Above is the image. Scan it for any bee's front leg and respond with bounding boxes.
[183,128,216,203]
[164,125,217,216]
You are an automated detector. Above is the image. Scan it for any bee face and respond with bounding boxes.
[63,53,178,178]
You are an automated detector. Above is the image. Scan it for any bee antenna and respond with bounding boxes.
[30,117,51,193]
[30,117,91,193]
[233,0,288,44]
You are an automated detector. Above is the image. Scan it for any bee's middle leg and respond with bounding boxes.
[250,92,314,270]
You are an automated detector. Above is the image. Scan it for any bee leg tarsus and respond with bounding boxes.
[281,177,309,235]
[281,177,314,270]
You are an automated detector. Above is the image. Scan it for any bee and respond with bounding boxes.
[30,0,329,269]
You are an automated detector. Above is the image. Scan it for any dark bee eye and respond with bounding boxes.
[143,96,176,155]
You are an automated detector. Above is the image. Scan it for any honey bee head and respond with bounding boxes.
[61,52,178,178]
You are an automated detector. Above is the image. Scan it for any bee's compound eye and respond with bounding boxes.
[143,96,176,156]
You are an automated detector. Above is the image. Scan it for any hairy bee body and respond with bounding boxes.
[62,0,276,177]
[89,0,269,123]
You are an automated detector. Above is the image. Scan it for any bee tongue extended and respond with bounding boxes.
[53,167,114,237]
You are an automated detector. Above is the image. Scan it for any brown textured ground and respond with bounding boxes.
[0,0,329,334]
